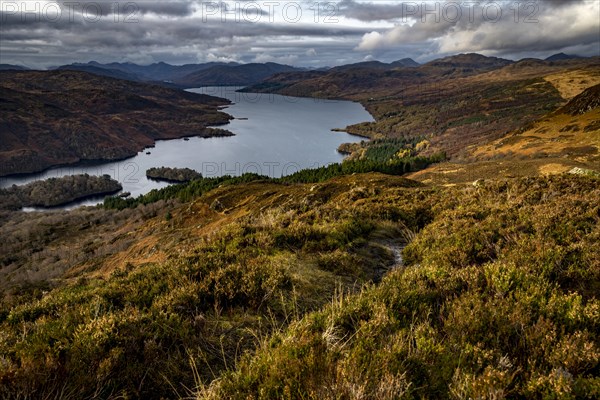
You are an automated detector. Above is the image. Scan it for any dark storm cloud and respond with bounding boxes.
[0,1,197,27]
[336,0,411,22]
[136,1,197,16]
[540,0,585,6]
[0,0,598,68]
[337,0,589,22]
[53,1,198,17]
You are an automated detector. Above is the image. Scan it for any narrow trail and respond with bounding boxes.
[373,240,406,281]
[387,242,404,267]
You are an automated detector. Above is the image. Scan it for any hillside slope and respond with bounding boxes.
[203,174,600,399]
[1,171,598,399]
[0,173,421,398]
[402,72,600,186]
[472,83,600,169]
[243,55,600,159]
[0,70,233,176]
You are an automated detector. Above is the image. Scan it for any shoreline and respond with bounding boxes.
[22,187,124,211]
[0,129,234,182]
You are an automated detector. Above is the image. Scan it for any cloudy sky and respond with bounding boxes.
[0,0,598,68]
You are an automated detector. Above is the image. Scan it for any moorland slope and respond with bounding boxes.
[0,70,233,176]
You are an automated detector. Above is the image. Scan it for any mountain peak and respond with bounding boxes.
[391,58,420,67]
[426,53,513,69]
[545,52,583,62]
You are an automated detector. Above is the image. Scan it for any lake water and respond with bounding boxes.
[0,87,373,209]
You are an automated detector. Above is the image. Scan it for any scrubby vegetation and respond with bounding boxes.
[104,154,445,210]
[146,167,203,183]
[203,174,600,399]
[0,173,420,399]
[1,172,598,399]
[0,174,122,210]
[0,200,174,296]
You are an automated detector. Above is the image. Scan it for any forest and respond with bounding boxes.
[104,153,446,210]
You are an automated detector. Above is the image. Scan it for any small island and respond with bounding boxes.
[146,167,203,183]
[0,174,122,210]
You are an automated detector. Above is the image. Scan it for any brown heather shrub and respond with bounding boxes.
[1,174,421,399]
[0,173,598,399]
[202,174,600,399]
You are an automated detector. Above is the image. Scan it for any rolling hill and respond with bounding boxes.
[55,61,304,87]
[242,54,600,159]
[0,64,29,71]
[545,52,584,62]
[472,83,600,167]
[0,70,233,176]
[58,61,241,81]
[330,58,419,72]
[55,64,142,82]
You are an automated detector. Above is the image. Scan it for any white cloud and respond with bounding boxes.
[355,0,600,58]
[204,52,240,63]
[252,53,299,64]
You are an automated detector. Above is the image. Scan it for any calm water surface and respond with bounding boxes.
[1,87,373,209]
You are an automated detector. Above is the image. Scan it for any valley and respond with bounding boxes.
[2,0,599,396]
[243,55,600,162]
[0,53,599,399]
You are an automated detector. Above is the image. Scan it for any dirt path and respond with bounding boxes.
[373,240,405,281]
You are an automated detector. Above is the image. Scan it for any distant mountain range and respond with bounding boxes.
[51,59,421,88]
[0,64,30,71]
[54,61,304,88]
[173,63,302,87]
[0,53,589,87]
[58,61,239,83]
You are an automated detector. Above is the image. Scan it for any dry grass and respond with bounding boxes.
[0,173,424,399]
[544,67,600,100]
[471,108,600,166]
[405,158,593,186]
[201,174,600,400]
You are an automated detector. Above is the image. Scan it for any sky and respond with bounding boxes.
[0,0,598,68]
